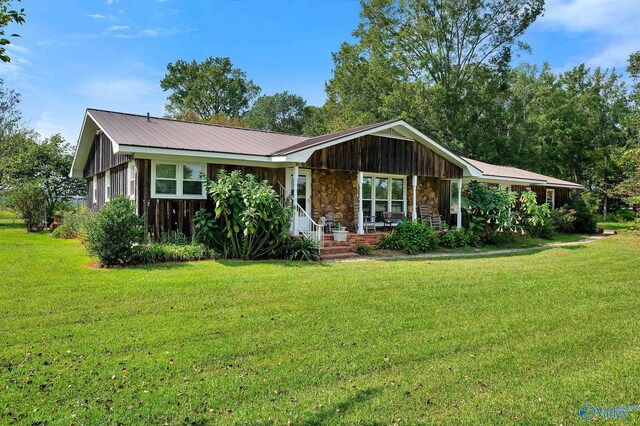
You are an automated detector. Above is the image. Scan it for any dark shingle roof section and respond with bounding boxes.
[88,109,308,157]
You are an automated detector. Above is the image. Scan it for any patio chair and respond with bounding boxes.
[353,202,376,233]
[323,212,335,233]
[420,204,444,230]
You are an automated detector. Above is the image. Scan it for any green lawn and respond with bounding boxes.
[1,221,639,424]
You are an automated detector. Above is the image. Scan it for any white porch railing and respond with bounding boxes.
[277,181,324,248]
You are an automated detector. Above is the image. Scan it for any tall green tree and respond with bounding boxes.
[0,77,21,139]
[244,91,307,134]
[160,57,261,121]
[0,0,25,63]
[325,0,544,154]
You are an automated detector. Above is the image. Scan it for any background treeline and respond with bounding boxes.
[160,0,639,217]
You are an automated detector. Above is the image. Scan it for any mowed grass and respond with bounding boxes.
[1,221,639,425]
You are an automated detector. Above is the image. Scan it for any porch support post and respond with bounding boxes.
[412,175,417,222]
[357,171,364,234]
[292,165,299,236]
[456,178,463,228]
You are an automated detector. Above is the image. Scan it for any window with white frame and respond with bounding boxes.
[545,188,555,210]
[127,161,136,200]
[450,181,468,214]
[361,174,405,220]
[92,175,97,204]
[105,170,111,202]
[151,161,206,199]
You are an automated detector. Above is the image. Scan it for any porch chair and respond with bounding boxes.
[382,211,404,231]
[353,202,376,233]
[419,204,444,231]
[323,212,335,233]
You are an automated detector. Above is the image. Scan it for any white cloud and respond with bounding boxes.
[0,44,30,77]
[140,29,159,37]
[108,25,130,31]
[539,0,640,69]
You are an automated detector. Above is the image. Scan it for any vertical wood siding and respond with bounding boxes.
[83,132,131,178]
[207,164,285,188]
[304,135,463,178]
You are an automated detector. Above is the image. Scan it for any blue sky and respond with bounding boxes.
[1,0,639,144]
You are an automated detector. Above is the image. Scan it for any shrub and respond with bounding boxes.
[85,196,143,266]
[283,237,321,261]
[354,244,373,256]
[608,209,637,222]
[438,227,482,248]
[200,170,292,260]
[464,181,520,236]
[132,243,213,264]
[380,221,439,254]
[51,208,91,240]
[550,207,576,233]
[4,181,47,231]
[519,191,551,235]
[568,197,597,233]
[629,218,640,232]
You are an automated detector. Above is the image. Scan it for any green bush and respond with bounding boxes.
[518,191,551,239]
[132,243,213,264]
[464,181,520,237]
[354,244,373,256]
[608,209,637,222]
[550,207,577,233]
[629,218,640,232]
[51,208,91,240]
[380,221,439,254]
[438,227,482,248]
[4,181,47,231]
[85,196,143,266]
[283,237,321,261]
[197,170,292,260]
[568,197,597,233]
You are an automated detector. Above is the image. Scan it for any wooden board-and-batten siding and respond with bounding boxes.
[304,135,463,179]
[511,185,573,208]
[135,160,286,239]
[84,132,132,210]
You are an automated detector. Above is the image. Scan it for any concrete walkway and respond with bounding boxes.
[331,235,607,262]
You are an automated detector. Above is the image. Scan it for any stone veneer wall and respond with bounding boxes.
[311,170,442,229]
[311,170,358,228]
[406,176,441,217]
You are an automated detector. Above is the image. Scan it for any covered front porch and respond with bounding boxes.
[287,165,464,238]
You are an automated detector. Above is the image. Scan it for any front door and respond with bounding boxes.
[287,168,312,233]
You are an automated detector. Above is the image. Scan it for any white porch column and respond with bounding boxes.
[456,178,463,228]
[357,171,364,234]
[412,175,417,221]
[292,165,299,236]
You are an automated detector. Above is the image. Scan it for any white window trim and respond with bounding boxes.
[92,175,97,204]
[105,170,111,202]
[151,160,207,200]
[362,173,407,218]
[127,161,136,200]
[546,188,556,210]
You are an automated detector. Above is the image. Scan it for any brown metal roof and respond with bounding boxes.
[88,109,308,157]
[462,157,583,188]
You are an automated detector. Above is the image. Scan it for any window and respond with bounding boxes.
[105,170,111,202]
[92,175,97,205]
[151,161,206,199]
[450,181,468,214]
[545,188,555,210]
[127,161,136,200]
[362,174,406,220]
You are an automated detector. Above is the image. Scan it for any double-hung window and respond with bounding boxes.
[545,188,555,210]
[127,161,136,200]
[105,170,111,202]
[361,174,406,220]
[151,161,206,199]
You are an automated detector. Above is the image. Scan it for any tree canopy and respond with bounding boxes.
[160,57,261,121]
[244,92,308,134]
[0,0,25,62]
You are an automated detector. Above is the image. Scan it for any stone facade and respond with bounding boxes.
[311,169,358,228]
[310,169,442,229]
[407,176,441,217]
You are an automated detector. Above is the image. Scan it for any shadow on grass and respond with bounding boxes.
[255,387,382,426]
[125,257,329,271]
[0,221,25,230]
